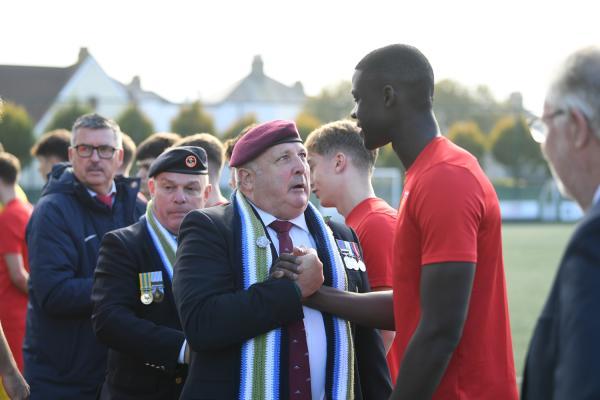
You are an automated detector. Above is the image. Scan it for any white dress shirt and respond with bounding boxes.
[253,205,326,400]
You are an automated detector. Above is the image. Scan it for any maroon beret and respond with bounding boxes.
[229,120,302,167]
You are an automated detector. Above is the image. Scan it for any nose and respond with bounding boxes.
[90,148,101,161]
[293,155,307,175]
[173,187,187,203]
[350,104,357,120]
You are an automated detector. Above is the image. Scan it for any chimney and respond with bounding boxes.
[130,76,141,90]
[251,55,264,76]
[78,47,90,64]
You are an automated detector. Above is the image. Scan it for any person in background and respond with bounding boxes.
[29,129,70,182]
[174,133,228,206]
[522,46,600,400]
[223,124,255,190]
[118,133,136,177]
[135,133,181,199]
[0,152,32,374]
[24,113,145,399]
[305,119,400,382]
[92,147,211,399]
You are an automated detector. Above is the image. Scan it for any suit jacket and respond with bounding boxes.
[92,217,187,400]
[173,203,392,400]
[522,201,600,399]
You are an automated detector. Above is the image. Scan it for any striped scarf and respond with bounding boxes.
[145,199,177,280]
[234,191,355,399]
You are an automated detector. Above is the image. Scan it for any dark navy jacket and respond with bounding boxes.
[24,163,145,400]
[522,200,600,399]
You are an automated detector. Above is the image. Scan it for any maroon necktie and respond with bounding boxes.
[269,220,312,399]
[95,193,113,209]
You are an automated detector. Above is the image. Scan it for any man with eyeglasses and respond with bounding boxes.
[24,113,145,399]
[522,47,600,400]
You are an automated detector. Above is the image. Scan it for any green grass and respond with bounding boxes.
[502,222,576,378]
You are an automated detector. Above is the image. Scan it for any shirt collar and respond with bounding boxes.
[251,202,310,234]
[87,181,117,198]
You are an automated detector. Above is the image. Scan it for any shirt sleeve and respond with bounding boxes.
[411,164,485,266]
[356,212,395,289]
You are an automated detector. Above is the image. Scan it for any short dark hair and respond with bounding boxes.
[356,44,435,110]
[136,132,181,161]
[30,129,71,160]
[0,152,21,185]
[305,120,378,173]
[174,133,224,181]
[121,133,136,173]
[224,123,256,162]
[72,113,122,148]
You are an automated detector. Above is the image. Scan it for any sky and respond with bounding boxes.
[2,0,599,115]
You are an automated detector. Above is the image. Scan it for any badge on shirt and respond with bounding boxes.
[139,271,164,305]
[336,240,366,272]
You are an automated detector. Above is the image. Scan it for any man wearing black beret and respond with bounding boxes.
[91,146,211,399]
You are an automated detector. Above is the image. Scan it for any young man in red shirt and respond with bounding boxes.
[0,152,33,372]
[305,119,400,381]
[275,44,518,399]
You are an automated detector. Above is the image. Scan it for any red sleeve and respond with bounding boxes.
[411,164,485,266]
[0,212,21,254]
[357,212,396,289]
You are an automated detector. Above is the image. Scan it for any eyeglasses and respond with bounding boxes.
[528,109,566,143]
[73,144,117,159]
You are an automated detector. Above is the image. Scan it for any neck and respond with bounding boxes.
[336,173,375,217]
[391,109,440,170]
[0,185,17,204]
[207,185,228,206]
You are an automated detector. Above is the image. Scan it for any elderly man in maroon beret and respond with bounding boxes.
[172,120,391,399]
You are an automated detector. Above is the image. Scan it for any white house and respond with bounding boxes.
[0,48,179,188]
[206,55,306,133]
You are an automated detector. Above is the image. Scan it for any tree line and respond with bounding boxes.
[0,79,546,185]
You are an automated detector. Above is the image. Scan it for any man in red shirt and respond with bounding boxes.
[0,152,33,373]
[305,119,400,380]
[275,44,518,399]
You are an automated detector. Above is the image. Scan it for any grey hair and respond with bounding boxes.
[546,47,600,139]
[71,113,123,148]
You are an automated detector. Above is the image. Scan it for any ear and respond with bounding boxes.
[116,148,124,167]
[333,152,347,173]
[237,167,255,191]
[204,183,213,202]
[148,177,156,198]
[382,85,396,108]
[570,109,591,149]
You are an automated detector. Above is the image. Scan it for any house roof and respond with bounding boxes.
[118,76,176,105]
[222,56,305,103]
[0,63,78,123]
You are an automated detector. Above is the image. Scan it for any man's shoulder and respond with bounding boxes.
[104,219,147,242]
[327,219,357,242]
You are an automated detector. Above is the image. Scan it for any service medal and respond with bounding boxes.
[153,286,165,303]
[357,260,367,272]
[141,292,153,305]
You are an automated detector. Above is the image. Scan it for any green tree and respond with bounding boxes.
[447,120,487,161]
[45,100,93,132]
[490,115,545,182]
[434,79,508,133]
[170,101,215,136]
[0,102,35,167]
[221,113,257,140]
[295,111,321,141]
[302,81,354,123]
[116,104,154,144]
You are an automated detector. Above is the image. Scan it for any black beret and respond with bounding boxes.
[148,146,208,178]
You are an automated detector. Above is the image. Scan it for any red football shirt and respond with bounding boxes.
[346,197,401,382]
[0,198,33,371]
[393,137,518,399]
